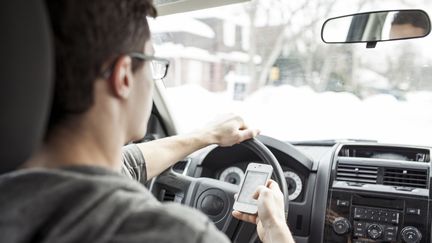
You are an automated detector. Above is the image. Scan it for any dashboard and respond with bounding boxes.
[163,135,432,243]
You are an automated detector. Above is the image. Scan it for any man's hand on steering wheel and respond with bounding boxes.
[199,114,260,147]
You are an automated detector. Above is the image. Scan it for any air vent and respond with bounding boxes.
[162,189,176,202]
[172,159,188,174]
[383,168,428,189]
[336,162,378,184]
[172,162,186,173]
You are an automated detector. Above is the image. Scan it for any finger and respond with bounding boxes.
[252,185,268,200]
[252,129,260,137]
[239,122,249,130]
[265,179,273,187]
[232,210,258,224]
[238,129,254,141]
[232,115,245,127]
[234,193,238,200]
[266,179,276,186]
[237,129,260,142]
[267,180,284,198]
[267,179,280,190]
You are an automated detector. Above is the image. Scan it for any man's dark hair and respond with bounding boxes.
[392,11,430,31]
[45,0,157,131]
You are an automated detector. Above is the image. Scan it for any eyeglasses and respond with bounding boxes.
[129,52,170,80]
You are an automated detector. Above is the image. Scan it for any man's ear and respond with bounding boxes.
[109,56,133,99]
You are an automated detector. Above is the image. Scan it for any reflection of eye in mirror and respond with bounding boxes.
[322,10,431,45]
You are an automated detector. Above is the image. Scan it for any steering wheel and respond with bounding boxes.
[152,138,289,242]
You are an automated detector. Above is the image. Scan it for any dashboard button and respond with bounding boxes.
[386,226,397,232]
[354,221,366,228]
[390,212,400,224]
[401,226,422,243]
[337,200,350,207]
[367,224,383,240]
[353,221,366,237]
[354,224,365,234]
[332,217,351,235]
[385,226,398,233]
[354,208,364,219]
[406,208,421,215]
[385,236,397,242]
[391,218,399,224]
[384,226,398,241]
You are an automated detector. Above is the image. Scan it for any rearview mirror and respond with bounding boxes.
[321,10,431,48]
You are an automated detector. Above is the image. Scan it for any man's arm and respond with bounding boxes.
[137,114,259,180]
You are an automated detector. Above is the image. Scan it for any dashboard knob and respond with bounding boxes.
[332,217,351,235]
[401,226,422,243]
[367,224,383,240]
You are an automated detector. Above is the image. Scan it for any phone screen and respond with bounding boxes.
[237,171,268,205]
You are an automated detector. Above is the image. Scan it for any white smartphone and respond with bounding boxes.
[233,163,273,214]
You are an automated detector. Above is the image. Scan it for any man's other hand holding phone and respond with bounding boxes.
[232,180,296,243]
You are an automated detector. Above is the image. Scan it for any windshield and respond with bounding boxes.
[150,0,432,147]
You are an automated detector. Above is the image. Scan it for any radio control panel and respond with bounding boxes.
[324,190,429,243]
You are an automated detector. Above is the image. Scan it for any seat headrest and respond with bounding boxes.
[0,0,53,173]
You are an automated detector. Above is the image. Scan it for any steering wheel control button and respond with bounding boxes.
[367,224,383,240]
[332,217,351,235]
[201,195,224,216]
[406,208,421,215]
[401,226,422,243]
[336,200,349,207]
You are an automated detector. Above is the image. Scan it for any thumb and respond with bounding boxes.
[238,129,260,142]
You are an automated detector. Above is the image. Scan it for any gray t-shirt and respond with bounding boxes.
[121,144,148,182]
[0,145,230,243]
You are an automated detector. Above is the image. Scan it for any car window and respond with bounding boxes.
[150,0,432,146]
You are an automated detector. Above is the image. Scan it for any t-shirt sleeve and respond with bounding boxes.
[121,144,147,183]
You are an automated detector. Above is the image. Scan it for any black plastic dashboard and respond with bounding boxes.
[324,143,431,243]
[164,136,431,243]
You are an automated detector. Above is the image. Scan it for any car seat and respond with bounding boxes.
[0,0,53,174]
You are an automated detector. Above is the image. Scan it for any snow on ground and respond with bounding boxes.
[166,84,432,147]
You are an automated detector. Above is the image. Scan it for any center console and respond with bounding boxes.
[323,144,431,243]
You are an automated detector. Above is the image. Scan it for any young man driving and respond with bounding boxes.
[0,0,294,242]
